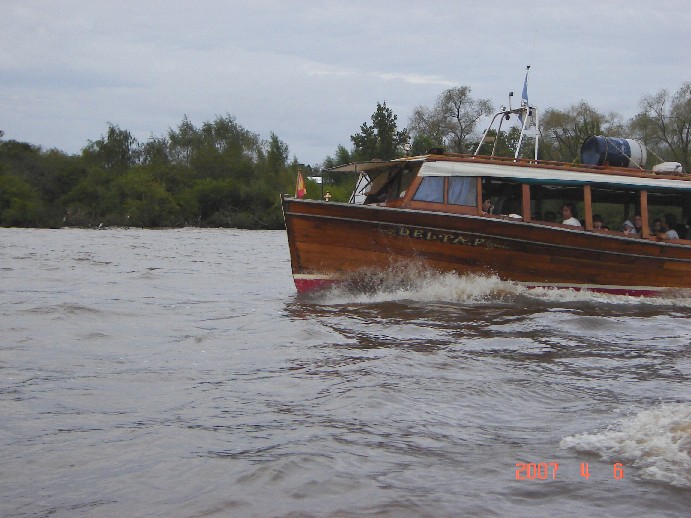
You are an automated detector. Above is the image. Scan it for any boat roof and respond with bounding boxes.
[328,154,691,191]
[327,157,423,173]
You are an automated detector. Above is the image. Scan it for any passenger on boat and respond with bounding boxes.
[482,198,494,214]
[657,213,680,240]
[593,214,609,230]
[544,211,556,222]
[676,217,690,239]
[560,204,581,227]
[633,215,644,236]
[652,218,662,234]
[623,220,637,236]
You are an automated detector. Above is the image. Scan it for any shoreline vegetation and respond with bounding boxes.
[1,83,689,229]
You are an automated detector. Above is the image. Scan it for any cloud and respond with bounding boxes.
[303,61,456,87]
[1,0,690,164]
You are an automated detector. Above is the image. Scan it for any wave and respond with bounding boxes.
[560,403,691,488]
[304,265,691,308]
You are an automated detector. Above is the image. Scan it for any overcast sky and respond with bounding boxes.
[2,0,689,165]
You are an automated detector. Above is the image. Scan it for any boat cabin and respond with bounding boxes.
[334,152,691,244]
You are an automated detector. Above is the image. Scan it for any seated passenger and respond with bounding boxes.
[623,220,638,236]
[481,198,494,214]
[544,211,556,222]
[652,218,662,234]
[593,214,609,230]
[633,214,644,236]
[657,213,680,240]
[560,203,581,227]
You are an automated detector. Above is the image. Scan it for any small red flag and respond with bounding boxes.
[295,171,306,198]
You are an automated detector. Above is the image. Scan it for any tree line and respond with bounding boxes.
[1,82,689,228]
[0,116,298,228]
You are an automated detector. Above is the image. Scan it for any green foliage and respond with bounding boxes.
[111,169,179,227]
[351,102,409,161]
[410,134,437,156]
[0,115,295,228]
[82,123,140,173]
[322,145,352,169]
[0,172,41,226]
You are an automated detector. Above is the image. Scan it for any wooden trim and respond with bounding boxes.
[522,183,531,222]
[584,185,593,231]
[406,200,478,215]
[401,176,423,208]
[476,177,483,215]
[640,190,650,238]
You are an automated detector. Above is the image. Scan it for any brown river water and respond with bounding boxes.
[1,228,689,517]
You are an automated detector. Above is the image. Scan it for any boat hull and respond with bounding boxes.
[282,197,691,296]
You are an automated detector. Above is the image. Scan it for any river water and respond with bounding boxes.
[1,228,689,517]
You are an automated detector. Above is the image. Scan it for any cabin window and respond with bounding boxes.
[413,176,445,203]
[482,177,523,215]
[448,176,478,206]
[648,189,690,238]
[590,186,641,232]
[530,184,584,224]
[394,167,417,198]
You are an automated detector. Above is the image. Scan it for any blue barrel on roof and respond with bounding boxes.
[581,136,647,169]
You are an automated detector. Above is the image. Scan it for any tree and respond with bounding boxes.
[322,145,352,169]
[629,82,691,172]
[82,123,140,173]
[408,86,493,153]
[351,102,409,161]
[191,115,262,180]
[168,116,199,166]
[539,101,624,162]
[141,136,171,167]
[0,171,41,226]
[60,169,113,225]
[112,170,178,227]
[265,132,289,175]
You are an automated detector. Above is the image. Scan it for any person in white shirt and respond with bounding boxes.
[561,203,581,227]
[657,213,680,240]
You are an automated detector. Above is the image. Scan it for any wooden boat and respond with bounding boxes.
[282,104,691,296]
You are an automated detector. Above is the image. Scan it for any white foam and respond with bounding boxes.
[560,403,691,488]
[312,268,519,305]
[308,267,691,307]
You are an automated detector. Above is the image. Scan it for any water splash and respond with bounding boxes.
[560,403,691,488]
[302,264,691,308]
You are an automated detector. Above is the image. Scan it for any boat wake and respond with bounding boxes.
[560,403,691,488]
[300,264,691,307]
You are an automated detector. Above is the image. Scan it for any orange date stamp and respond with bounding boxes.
[515,462,624,480]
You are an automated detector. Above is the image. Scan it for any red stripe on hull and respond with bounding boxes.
[293,277,339,293]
